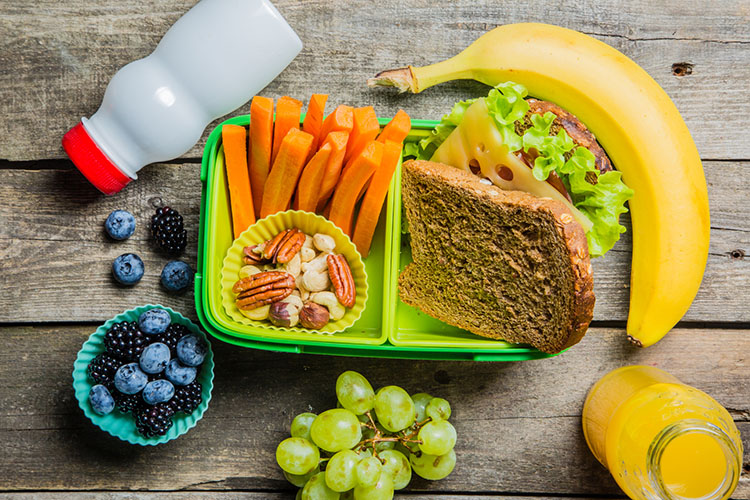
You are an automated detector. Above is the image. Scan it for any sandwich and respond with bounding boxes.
[405,82,633,257]
[399,82,633,352]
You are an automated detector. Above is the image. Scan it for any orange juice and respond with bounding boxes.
[582,366,742,500]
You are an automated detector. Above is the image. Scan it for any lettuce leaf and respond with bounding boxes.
[403,82,634,256]
[410,98,477,160]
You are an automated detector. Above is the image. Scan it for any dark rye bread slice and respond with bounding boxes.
[398,160,595,353]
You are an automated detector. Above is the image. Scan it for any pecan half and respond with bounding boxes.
[275,230,306,264]
[233,271,295,310]
[326,254,356,308]
[263,228,304,264]
[243,244,269,266]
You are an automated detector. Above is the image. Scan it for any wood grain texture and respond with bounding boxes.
[0,495,624,500]
[0,162,748,323]
[0,324,747,495]
[0,0,748,162]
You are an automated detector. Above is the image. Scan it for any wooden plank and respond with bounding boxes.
[0,0,748,162]
[0,495,626,500]
[0,324,747,496]
[0,495,624,500]
[0,162,748,323]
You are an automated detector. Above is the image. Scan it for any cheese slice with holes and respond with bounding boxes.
[431,99,593,232]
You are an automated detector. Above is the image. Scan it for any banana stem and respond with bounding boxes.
[368,55,473,93]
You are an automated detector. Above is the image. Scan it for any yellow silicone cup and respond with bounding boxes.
[220,210,368,335]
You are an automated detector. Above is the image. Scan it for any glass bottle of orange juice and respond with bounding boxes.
[582,366,742,500]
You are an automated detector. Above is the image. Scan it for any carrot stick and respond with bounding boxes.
[260,128,314,218]
[319,105,354,140]
[329,141,384,236]
[249,96,274,219]
[315,131,350,212]
[272,96,303,164]
[296,142,332,213]
[344,106,380,164]
[376,109,411,144]
[352,140,402,257]
[302,94,328,160]
[222,124,255,238]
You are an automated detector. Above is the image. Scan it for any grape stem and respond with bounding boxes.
[355,411,428,459]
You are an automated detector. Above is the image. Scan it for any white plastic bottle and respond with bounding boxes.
[62,0,302,195]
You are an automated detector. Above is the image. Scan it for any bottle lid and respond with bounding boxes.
[62,122,132,195]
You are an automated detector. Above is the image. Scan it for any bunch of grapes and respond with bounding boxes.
[275,371,457,499]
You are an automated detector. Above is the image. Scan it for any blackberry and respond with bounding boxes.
[170,381,202,414]
[104,321,147,362]
[158,323,189,354]
[113,391,143,414]
[151,206,187,254]
[136,403,175,437]
[87,352,122,387]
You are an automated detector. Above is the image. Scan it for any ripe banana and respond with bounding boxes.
[370,23,709,348]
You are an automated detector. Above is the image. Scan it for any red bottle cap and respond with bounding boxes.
[62,122,132,195]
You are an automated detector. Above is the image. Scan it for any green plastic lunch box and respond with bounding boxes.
[194,114,558,361]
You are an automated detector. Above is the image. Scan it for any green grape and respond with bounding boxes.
[410,449,456,480]
[355,456,382,487]
[285,465,320,487]
[301,471,340,500]
[276,437,320,475]
[354,446,373,459]
[425,397,451,421]
[353,471,394,500]
[291,412,318,441]
[310,409,363,452]
[379,449,412,490]
[411,393,433,422]
[325,450,360,492]
[374,439,395,453]
[336,371,375,415]
[296,489,303,500]
[418,420,456,456]
[394,442,417,458]
[373,386,415,432]
[340,490,355,500]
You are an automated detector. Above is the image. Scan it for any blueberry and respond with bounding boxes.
[138,308,171,335]
[142,379,175,405]
[104,210,136,240]
[114,362,148,395]
[164,359,197,386]
[112,253,144,285]
[139,342,171,374]
[89,384,115,415]
[176,334,207,367]
[160,260,194,292]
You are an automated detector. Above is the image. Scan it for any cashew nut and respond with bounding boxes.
[240,304,270,321]
[300,247,316,263]
[313,233,336,253]
[295,275,311,301]
[282,252,302,278]
[302,267,331,292]
[302,253,329,274]
[239,265,262,279]
[311,291,346,321]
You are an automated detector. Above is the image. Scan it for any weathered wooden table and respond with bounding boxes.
[1,0,748,498]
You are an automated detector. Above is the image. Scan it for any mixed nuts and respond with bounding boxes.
[232,228,356,330]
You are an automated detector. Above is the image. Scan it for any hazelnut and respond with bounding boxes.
[269,301,300,327]
[299,302,330,329]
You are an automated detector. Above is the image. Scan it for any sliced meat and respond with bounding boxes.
[521,98,613,174]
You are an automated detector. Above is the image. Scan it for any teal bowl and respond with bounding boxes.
[73,305,214,445]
